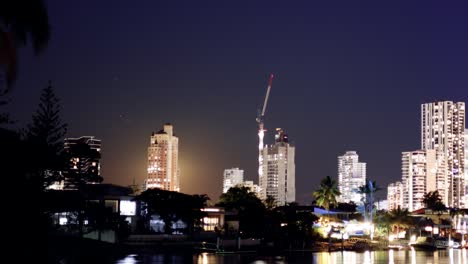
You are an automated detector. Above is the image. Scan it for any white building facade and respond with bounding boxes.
[337,151,366,204]
[259,128,295,206]
[421,101,465,208]
[147,123,180,192]
[241,180,261,197]
[387,181,404,211]
[401,150,437,212]
[223,168,244,193]
[465,129,468,206]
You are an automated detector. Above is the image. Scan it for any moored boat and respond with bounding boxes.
[409,236,436,250]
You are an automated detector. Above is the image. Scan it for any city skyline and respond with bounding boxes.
[5,0,468,203]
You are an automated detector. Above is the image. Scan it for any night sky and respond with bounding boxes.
[7,0,468,204]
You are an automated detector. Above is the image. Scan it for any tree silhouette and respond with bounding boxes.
[388,207,412,238]
[313,176,341,212]
[0,0,50,88]
[25,81,67,189]
[423,191,444,209]
[423,191,447,225]
[357,180,381,222]
[136,188,209,235]
[264,195,277,211]
[216,186,266,237]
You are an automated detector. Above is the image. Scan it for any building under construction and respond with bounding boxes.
[256,74,296,206]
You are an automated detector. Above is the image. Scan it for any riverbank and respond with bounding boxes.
[45,234,466,264]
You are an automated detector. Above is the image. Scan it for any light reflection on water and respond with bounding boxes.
[115,249,467,264]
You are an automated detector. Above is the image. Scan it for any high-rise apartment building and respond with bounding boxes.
[147,123,180,192]
[60,136,102,189]
[337,151,366,204]
[401,150,437,211]
[387,181,403,211]
[465,129,468,206]
[421,101,465,208]
[223,168,244,193]
[64,136,102,175]
[259,128,295,205]
[241,180,261,197]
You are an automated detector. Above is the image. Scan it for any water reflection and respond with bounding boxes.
[116,254,138,264]
[114,250,468,264]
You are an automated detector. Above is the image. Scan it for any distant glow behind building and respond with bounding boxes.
[223,168,244,193]
[337,151,366,204]
[147,123,180,192]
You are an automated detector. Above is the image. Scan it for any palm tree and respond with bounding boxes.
[0,0,50,89]
[264,195,277,211]
[388,207,412,239]
[374,210,392,239]
[216,186,266,237]
[357,180,381,222]
[423,191,447,226]
[423,191,443,209]
[313,176,341,213]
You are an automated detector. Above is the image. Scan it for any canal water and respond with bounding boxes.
[115,249,467,263]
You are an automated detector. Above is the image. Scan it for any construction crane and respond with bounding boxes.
[256,74,274,125]
[257,73,274,181]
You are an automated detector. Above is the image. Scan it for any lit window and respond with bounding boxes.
[120,200,136,216]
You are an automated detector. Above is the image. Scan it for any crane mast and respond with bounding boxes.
[257,74,274,188]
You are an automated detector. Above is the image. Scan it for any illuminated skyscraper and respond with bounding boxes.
[401,150,437,211]
[337,151,366,204]
[223,168,244,193]
[64,136,101,174]
[464,129,468,206]
[421,101,465,208]
[146,123,180,191]
[387,181,403,211]
[259,128,295,206]
[49,136,102,190]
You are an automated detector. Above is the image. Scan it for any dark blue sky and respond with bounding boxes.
[8,0,468,203]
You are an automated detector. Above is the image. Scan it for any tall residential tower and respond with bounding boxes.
[147,123,180,192]
[337,151,367,204]
[387,181,403,211]
[401,150,437,211]
[223,168,244,193]
[465,129,468,205]
[421,101,465,208]
[48,136,102,190]
[259,128,295,205]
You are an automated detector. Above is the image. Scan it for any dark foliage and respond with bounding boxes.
[0,0,50,87]
[216,186,266,238]
[25,81,68,189]
[136,188,209,234]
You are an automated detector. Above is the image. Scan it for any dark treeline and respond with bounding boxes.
[1,81,116,263]
[2,82,67,262]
